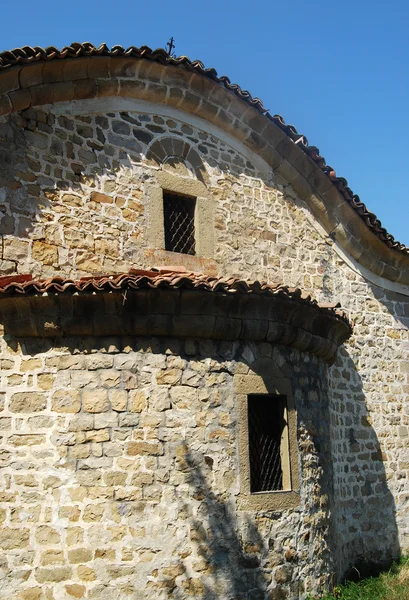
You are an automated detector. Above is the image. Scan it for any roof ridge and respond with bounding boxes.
[0,42,406,254]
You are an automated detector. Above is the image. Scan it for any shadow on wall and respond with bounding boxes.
[0,115,41,266]
[330,345,400,582]
[169,446,270,600]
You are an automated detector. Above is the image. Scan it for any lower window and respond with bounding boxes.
[248,394,287,492]
[235,368,300,510]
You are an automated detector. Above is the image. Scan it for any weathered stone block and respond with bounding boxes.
[8,434,46,446]
[83,389,109,413]
[126,441,164,456]
[68,548,93,564]
[156,369,182,386]
[10,392,46,413]
[0,527,30,549]
[128,390,147,412]
[109,389,127,412]
[63,584,86,598]
[35,566,72,583]
[35,526,60,545]
[19,588,42,600]
[52,390,81,413]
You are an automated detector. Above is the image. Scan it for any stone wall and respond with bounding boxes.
[0,97,408,597]
[0,335,333,599]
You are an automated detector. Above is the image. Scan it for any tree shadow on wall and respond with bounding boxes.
[164,444,271,600]
[330,346,400,582]
[0,116,47,256]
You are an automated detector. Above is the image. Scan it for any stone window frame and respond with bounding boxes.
[146,170,214,259]
[235,368,300,510]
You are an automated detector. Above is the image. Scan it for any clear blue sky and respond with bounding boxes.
[1,0,408,245]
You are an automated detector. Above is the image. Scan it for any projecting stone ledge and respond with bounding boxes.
[0,269,352,364]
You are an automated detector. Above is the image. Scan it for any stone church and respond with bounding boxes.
[0,42,407,600]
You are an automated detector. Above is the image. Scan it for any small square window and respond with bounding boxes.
[163,192,196,255]
[248,394,288,492]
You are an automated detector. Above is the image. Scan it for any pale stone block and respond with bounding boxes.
[126,441,163,456]
[8,434,46,446]
[10,392,46,413]
[27,415,53,428]
[68,548,93,564]
[93,412,118,429]
[100,370,121,387]
[41,550,64,565]
[35,566,73,583]
[66,527,84,546]
[68,414,94,431]
[37,373,55,390]
[19,588,42,600]
[83,389,108,413]
[3,237,29,261]
[128,390,147,413]
[77,565,96,581]
[0,527,30,549]
[84,429,110,442]
[65,584,86,598]
[0,417,12,429]
[35,526,60,545]
[156,369,182,385]
[32,241,58,265]
[82,504,105,522]
[69,444,90,459]
[169,386,199,409]
[86,355,114,371]
[104,472,127,486]
[20,358,42,372]
[52,390,81,413]
[149,387,171,412]
[109,390,127,412]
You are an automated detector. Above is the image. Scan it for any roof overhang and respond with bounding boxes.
[0,269,352,365]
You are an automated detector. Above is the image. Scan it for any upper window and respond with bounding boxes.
[163,191,196,255]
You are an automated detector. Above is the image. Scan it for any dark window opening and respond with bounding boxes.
[248,394,286,492]
[163,192,196,255]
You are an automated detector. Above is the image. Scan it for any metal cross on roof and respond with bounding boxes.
[165,37,176,58]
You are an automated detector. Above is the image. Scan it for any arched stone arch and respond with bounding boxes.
[145,136,210,186]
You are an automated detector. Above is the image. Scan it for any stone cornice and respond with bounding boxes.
[0,286,351,365]
[0,49,407,283]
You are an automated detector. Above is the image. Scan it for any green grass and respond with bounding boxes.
[308,557,409,600]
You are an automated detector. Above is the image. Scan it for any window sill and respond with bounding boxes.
[142,248,218,276]
[238,490,301,511]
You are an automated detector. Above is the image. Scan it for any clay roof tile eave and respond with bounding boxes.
[0,270,352,334]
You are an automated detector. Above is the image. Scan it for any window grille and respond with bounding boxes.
[163,192,196,255]
[248,395,286,492]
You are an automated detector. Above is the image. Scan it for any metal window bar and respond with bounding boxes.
[163,192,196,255]
[248,395,286,492]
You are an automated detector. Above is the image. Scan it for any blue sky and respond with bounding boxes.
[1,0,408,245]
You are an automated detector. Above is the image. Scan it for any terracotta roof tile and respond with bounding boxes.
[0,268,351,330]
[0,42,402,253]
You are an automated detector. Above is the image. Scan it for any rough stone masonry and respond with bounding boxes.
[0,44,408,600]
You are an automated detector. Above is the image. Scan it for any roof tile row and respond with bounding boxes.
[0,268,350,328]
